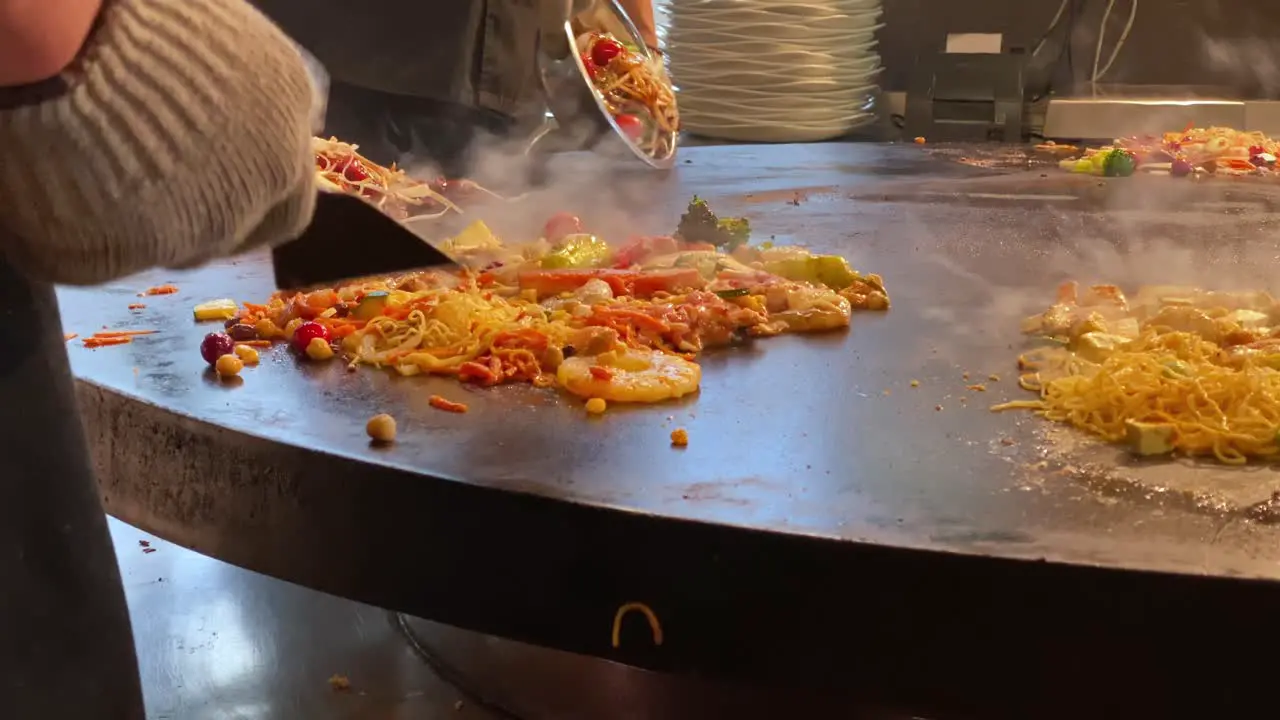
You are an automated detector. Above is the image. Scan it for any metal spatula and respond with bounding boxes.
[271,192,458,290]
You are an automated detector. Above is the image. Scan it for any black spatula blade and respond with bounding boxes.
[272,192,456,290]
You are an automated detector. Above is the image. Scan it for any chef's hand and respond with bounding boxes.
[616,0,659,51]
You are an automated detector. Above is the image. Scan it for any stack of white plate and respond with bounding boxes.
[663,0,883,143]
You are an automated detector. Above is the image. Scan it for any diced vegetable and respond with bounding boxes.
[352,291,391,320]
[541,234,612,269]
[674,196,752,250]
[518,268,702,299]
[614,114,644,141]
[714,288,750,299]
[1226,309,1269,329]
[613,235,678,268]
[1125,419,1176,456]
[542,213,584,244]
[1162,360,1190,378]
[292,321,332,354]
[1073,332,1132,363]
[763,255,861,290]
[445,220,501,252]
[200,333,235,366]
[590,37,624,67]
[674,252,721,279]
[193,299,239,322]
[1102,148,1138,177]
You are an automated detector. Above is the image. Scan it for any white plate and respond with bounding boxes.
[682,115,876,143]
[677,91,875,115]
[672,63,883,84]
[668,48,882,72]
[666,35,879,56]
[678,76,879,96]
[669,7,882,26]
[672,0,882,17]
[682,105,874,125]
[669,48,881,70]
[667,20,878,42]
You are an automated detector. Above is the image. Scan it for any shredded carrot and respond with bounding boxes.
[91,330,156,338]
[83,337,132,348]
[128,303,146,310]
[241,340,273,348]
[64,333,78,341]
[142,285,178,296]
[589,365,614,381]
[428,395,469,413]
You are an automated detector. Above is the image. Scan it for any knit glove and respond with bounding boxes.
[0,0,318,285]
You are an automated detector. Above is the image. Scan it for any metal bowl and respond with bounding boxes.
[538,0,678,170]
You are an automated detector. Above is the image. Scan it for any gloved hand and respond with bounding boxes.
[0,0,318,285]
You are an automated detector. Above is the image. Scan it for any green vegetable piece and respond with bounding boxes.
[714,217,751,250]
[352,291,391,320]
[1162,360,1191,378]
[714,288,750,299]
[1102,148,1137,177]
[674,195,751,250]
[764,255,861,290]
[541,234,611,269]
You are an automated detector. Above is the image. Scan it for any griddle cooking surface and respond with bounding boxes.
[61,144,1280,717]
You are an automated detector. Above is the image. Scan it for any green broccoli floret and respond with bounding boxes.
[674,195,751,250]
[715,217,751,250]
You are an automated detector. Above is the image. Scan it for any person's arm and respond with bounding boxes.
[616,0,658,51]
[0,0,318,285]
[0,0,103,84]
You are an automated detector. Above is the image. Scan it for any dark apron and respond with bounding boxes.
[255,0,546,173]
[0,255,144,718]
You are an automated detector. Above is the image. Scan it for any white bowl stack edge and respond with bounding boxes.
[662,0,883,143]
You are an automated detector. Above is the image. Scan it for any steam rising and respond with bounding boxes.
[894,172,1280,349]
[399,121,679,245]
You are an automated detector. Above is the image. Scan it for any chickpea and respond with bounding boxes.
[214,353,243,378]
[366,413,397,444]
[255,318,279,339]
[305,336,335,361]
[670,428,688,446]
[283,317,304,339]
[234,344,260,365]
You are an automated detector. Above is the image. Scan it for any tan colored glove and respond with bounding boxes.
[0,0,317,285]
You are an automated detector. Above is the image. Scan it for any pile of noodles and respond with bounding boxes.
[345,282,574,382]
[992,331,1280,464]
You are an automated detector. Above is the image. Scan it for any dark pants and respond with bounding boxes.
[0,258,144,718]
[322,81,521,179]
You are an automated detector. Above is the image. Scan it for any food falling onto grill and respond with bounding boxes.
[577,31,678,157]
[206,198,888,407]
[366,414,397,444]
[993,281,1280,464]
[1056,127,1280,178]
[312,136,503,219]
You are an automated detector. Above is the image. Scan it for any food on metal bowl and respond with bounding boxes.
[993,280,1280,464]
[576,31,678,157]
[208,197,888,407]
[1057,127,1280,178]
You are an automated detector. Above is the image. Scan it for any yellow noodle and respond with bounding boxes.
[993,331,1280,463]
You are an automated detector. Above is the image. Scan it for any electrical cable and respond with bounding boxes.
[1031,0,1070,57]
[1030,0,1082,103]
[1091,0,1139,96]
